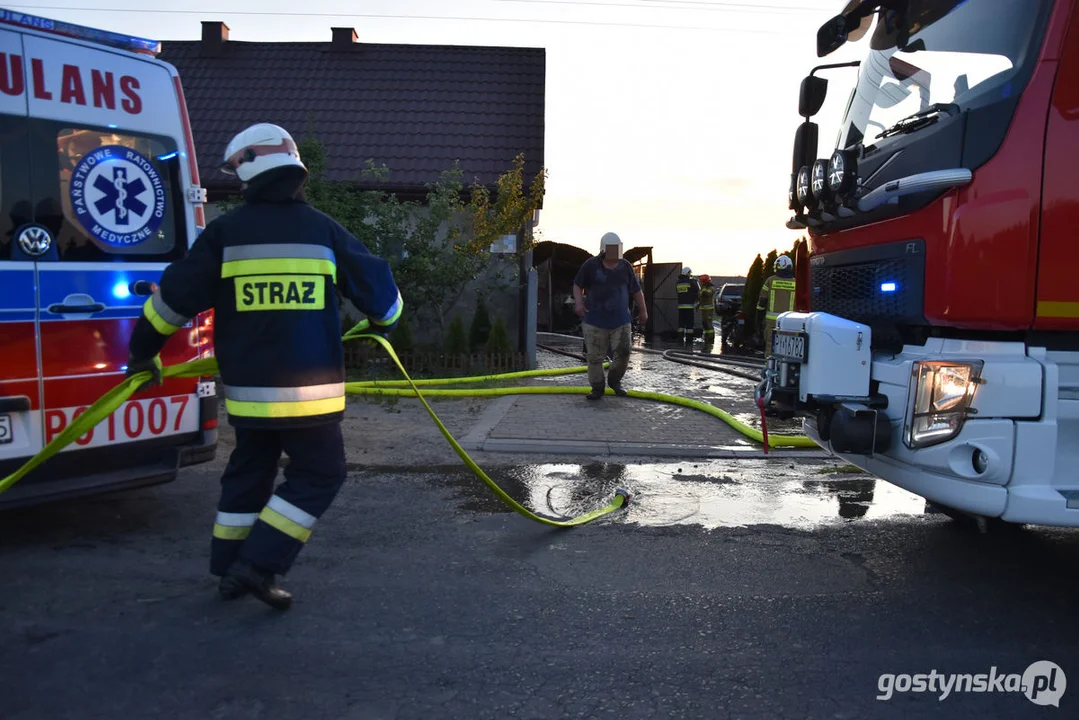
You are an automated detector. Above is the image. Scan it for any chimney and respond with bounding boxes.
[331,27,358,49]
[201,21,229,57]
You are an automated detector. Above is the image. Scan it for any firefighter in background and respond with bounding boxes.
[675,267,699,343]
[696,274,716,346]
[757,254,796,356]
[126,123,403,611]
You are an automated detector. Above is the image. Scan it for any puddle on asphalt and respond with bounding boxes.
[433,460,930,530]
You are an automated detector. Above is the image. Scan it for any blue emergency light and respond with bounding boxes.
[0,8,161,56]
[112,282,131,300]
[880,282,898,293]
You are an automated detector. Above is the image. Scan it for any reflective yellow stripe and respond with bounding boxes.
[213,524,252,540]
[142,297,181,336]
[224,395,346,419]
[220,258,336,278]
[772,279,797,290]
[1037,301,1079,319]
[259,506,312,542]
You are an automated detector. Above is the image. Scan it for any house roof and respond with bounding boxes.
[159,27,545,197]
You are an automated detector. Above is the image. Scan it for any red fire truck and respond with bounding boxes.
[765,0,1079,527]
[0,9,217,508]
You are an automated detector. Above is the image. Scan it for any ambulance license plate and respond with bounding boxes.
[0,415,11,444]
[772,330,807,362]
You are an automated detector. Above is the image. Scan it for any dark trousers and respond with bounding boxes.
[677,308,695,338]
[210,423,347,576]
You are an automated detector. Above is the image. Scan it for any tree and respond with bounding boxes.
[763,249,779,283]
[742,254,765,328]
[443,315,468,356]
[468,295,492,351]
[278,136,546,347]
[468,152,547,254]
[484,316,513,355]
[389,320,413,352]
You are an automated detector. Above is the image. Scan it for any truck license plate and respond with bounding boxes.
[0,415,10,444]
[772,331,807,362]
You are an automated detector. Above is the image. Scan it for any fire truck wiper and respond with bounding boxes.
[875,102,960,140]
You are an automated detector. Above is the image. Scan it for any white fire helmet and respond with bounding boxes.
[600,232,623,257]
[775,255,793,273]
[682,266,693,276]
[220,123,306,182]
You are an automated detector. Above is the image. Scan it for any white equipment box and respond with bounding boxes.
[773,312,872,403]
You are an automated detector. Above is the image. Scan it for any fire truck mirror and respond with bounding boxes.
[816,14,849,58]
[799,75,829,117]
[792,121,819,175]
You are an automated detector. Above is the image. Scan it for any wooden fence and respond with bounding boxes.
[344,346,527,375]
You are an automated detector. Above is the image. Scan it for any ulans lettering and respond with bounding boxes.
[0,53,142,113]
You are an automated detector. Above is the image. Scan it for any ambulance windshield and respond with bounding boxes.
[834,0,1052,152]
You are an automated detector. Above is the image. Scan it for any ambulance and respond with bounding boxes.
[0,9,217,508]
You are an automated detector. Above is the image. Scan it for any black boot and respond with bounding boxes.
[219,559,293,611]
[607,371,628,397]
[587,384,605,400]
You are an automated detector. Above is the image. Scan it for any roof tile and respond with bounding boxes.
[161,38,545,191]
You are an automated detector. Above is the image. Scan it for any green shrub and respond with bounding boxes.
[469,296,492,351]
[444,315,469,356]
[485,316,513,355]
[389,320,413,352]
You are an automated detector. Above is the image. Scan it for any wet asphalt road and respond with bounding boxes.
[2,458,1078,720]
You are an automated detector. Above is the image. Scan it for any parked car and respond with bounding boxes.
[715,283,745,314]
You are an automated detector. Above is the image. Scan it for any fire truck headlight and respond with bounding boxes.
[904,361,984,448]
[828,149,857,196]
[796,165,812,207]
[812,158,829,203]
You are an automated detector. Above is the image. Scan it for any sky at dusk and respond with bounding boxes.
[18,0,865,275]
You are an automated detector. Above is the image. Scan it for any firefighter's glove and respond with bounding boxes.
[360,321,397,349]
[126,355,163,393]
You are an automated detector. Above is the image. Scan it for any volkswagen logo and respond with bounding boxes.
[17,225,53,258]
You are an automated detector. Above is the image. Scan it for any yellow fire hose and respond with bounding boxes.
[0,322,816,526]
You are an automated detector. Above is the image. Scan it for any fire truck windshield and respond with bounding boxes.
[833,0,1053,152]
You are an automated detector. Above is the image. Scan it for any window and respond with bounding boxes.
[30,120,187,262]
[0,113,30,262]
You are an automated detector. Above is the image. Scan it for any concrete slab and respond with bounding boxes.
[453,350,825,461]
[481,438,609,455]
[458,396,516,450]
[474,437,831,460]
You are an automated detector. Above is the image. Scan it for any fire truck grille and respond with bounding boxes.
[809,243,925,326]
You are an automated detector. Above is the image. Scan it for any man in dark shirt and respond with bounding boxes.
[573,232,648,400]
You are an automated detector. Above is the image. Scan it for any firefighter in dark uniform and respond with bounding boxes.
[696,274,716,346]
[675,267,699,344]
[757,254,796,357]
[126,123,402,610]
